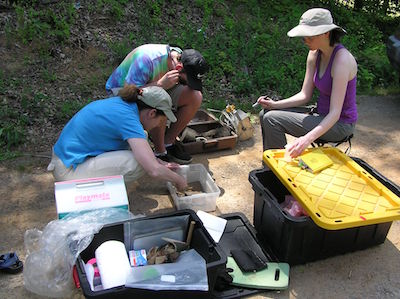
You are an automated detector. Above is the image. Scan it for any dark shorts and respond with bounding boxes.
[166,84,184,111]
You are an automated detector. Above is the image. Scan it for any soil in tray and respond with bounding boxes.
[176,181,204,197]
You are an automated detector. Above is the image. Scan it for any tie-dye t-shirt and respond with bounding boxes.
[106,44,170,91]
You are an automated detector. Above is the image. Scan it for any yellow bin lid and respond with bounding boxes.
[263,147,400,230]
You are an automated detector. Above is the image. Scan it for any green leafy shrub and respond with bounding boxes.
[95,0,129,21]
[108,34,134,64]
[13,2,75,44]
[53,98,92,125]
[0,125,25,150]
[1,0,399,154]
[0,104,26,150]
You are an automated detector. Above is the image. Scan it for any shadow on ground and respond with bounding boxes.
[0,95,399,298]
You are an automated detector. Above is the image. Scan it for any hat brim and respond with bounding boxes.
[163,109,177,123]
[287,24,346,37]
[185,69,203,92]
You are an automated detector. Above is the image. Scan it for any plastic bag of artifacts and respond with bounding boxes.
[23,208,139,298]
[280,195,309,217]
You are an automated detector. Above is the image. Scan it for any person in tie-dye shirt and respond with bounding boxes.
[106,44,208,164]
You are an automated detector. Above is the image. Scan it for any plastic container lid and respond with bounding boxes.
[263,147,400,230]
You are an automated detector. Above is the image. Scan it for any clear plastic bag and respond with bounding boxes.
[280,195,309,217]
[125,249,208,291]
[23,208,136,298]
[124,214,190,252]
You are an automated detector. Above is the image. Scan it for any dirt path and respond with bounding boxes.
[0,95,399,298]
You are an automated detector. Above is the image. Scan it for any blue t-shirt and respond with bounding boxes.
[54,97,147,169]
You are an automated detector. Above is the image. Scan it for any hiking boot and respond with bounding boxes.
[157,153,172,163]
[166,142,192,164]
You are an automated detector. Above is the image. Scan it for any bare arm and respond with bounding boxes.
[287,49,355,157]
[258,50,317,109]
[127,138,187,190]
[142,70,180,90]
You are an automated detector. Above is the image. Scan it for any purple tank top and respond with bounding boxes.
[313,44,357,124]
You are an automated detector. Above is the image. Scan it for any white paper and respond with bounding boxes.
[161,275,176,283]
[283,144,292,162]
[196,210,227,243]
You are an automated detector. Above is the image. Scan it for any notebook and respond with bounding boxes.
[298,148,333,173]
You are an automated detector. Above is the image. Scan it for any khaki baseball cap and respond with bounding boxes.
[138,86,177,122]
[287,8,346,37]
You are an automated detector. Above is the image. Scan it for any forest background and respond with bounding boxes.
[0,0,399,159]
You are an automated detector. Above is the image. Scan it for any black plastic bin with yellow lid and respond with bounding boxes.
[250,148,400,265]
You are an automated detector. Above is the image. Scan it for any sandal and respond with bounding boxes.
[0,252,23,274]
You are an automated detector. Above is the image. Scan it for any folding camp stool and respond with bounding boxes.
[304,104,354,154]
[311,134,354,155]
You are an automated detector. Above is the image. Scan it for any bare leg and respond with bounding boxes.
[165,88,202,143]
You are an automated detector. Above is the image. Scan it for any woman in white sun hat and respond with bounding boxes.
[257,8,358,158]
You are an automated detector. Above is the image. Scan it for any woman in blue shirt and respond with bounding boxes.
[48,85,187,190]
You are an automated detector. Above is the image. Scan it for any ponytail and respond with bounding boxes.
[118,84,164,116]
[118,84,141,103]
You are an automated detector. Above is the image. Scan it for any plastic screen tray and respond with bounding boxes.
[263,147,400,230]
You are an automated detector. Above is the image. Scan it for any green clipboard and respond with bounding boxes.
[227,257,290,290]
